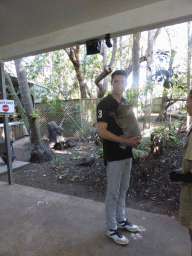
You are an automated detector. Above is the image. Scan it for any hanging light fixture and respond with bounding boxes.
[105,33,113,48]
[86,39,101,55]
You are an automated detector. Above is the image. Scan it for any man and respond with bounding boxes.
[97,70,141,245]
[170,90,192,255]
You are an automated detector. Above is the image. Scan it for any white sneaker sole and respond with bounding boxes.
[118,225,139,233]
[107,232,129,245]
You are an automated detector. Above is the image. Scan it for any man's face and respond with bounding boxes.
[186,94,192,116]
[111,75,127,95]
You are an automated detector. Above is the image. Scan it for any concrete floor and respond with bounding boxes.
[0,159,29,174]
[0,181,190,256]
[0,136,30,174]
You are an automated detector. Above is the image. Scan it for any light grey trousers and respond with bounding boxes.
[105,158,132,230]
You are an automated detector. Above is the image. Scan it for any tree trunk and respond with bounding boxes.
[95,37,118,98]
[65,46,93,98]
[119,37,123,69]
[156,38,178,122]
[132,32,141,106]
[156,89,168,121]
[143,30,154,129]
[153,28,162,44]
[14,59,54,163]
[4,71,30,132]
[187,22,192,128]
[124,29,161,112]
[125,55,147,77]
[103,43,109,93]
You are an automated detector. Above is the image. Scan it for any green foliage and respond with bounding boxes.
[41,97,64,117]
[132,136,151,160]
[171,119,182,129]
[94,147,103,159]
[143,80,155,95]
[132,148,148,159]
[151,122,184,150]
[125,89,139,106]
[82,50,102,80]
[137,136,152,151]
[29,112,39,119]
[25,51,79,101]
[116,35,132,68]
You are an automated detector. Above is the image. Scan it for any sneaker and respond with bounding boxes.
[107,229,129,245]
[117,220,139,232]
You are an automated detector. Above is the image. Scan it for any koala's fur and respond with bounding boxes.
[109,101,141,144]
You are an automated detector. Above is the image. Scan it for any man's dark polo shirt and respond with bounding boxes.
[97,94,133,166]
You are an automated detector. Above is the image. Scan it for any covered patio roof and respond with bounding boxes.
[0,0,192,61]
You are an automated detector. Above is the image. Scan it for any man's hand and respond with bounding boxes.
[170,169,192,183]
[175,168,182,173]
[97,122,141,146]
[122,136,141,147]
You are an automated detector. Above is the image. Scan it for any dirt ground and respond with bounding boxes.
[0,135,184,220]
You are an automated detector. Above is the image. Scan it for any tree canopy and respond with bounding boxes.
[4,21,192,121]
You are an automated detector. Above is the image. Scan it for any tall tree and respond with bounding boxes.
[187,22,192,127]
[4,71,29,131]
[14,58,54,163]
[132,32,141,106]
[65,46,93,98]
[119,37,123,69]
[95,37,118,98]
[154,25,187,121]
[144,28,161,127]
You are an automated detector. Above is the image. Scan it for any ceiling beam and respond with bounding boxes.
[0,0,192,61]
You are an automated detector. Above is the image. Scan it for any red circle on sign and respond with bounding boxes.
[2,105,9,112]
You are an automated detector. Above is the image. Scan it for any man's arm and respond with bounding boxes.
[170,160,192,182]
[97,122,140,147]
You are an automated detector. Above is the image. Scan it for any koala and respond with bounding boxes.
[109,101,141,149]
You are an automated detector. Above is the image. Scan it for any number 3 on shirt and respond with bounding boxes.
[98,110,102,118]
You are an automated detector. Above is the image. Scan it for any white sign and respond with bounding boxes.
[0,100,15,114]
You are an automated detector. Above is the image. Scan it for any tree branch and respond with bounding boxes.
[4,71,30,131]
[125,55,147,77]
[153,28,162,44]
[109,37,118,67]
[95,38,118,98]
[84,83,93,98]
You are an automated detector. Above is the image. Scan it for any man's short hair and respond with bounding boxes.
[111,70,128,81]
[189,89,192,99]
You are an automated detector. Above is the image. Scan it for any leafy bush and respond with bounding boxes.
[132,136,151,160]
[94,147,103,159]
[151,122,184,150]
[132,148,148,160]
[125,88,139,107]
[137,136,152,151]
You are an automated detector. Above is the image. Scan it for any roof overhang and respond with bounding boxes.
[0,0,192,61]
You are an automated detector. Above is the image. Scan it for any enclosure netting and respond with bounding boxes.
[35,98,99,140]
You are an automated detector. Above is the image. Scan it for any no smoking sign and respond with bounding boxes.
[0,100,14,114]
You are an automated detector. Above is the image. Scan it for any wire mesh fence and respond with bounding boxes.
[35,98,99,140]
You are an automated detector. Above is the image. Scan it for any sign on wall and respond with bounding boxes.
[0,100,15,114]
